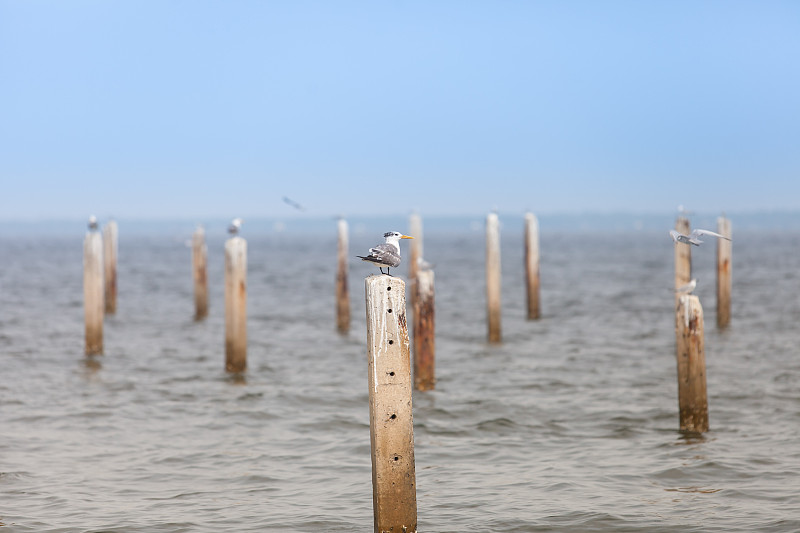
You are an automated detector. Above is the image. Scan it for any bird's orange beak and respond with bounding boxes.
[401,235,414,239]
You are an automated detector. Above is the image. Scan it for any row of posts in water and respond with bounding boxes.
[83,213,731,532]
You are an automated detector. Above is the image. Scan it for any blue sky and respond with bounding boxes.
[2,1,799,220]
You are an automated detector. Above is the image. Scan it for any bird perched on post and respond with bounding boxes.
[88,215,99,231]
[358,231,414,276]
[228,218,243,235]
[669,228,730,246]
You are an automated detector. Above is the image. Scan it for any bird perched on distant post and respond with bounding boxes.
[88,215,99,231]
[669,228,730,246]
[358,231,414,276]
[228,217,243,235]
[675,278,697,294]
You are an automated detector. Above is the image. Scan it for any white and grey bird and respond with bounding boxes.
[675,278,697,294]
[357,231,414,275]
[228,217,243,235]
[669,228,731,246]
[88,215,99,231]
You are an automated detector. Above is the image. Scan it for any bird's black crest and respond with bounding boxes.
[383,231,394,238]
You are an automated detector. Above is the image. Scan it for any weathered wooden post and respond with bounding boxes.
[84,218,103,355]
[336,218,350,334]
[716,216,732,328]
[486,212,502,343]
[365,275,417,533]
[192,225,209,320]
[408,212,423,282]
[413,267,435,391]
[674,217,691,306]
[102,220,118,315]
[524,212,540,320]
[675,294,709,433]
[225,234,247,372]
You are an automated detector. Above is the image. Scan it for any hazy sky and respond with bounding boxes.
[2,1,799,220]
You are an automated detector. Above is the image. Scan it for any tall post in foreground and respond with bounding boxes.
[674,217,691,307]
[103,220,118,314]
[413,267,435,391]
[336,218,350,334]
[225,236,247,372]
[193,225,209,320]
[365,275,417,533]
[716,216,732,328]
[524,212,540,320]
[486,212,502,343]
[84,229,104,355]
[675,294,709,433]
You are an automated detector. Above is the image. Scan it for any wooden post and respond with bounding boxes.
[365,275,417,533]
[675,294,709,433]
[674,217,691,307]
[102,220,118,314]
[413,268,435,391]
[225,236,247,372]
[408,212,423,282]
[524,212,540,320]
[84,230,104,355]
[336,218,350,334]
[193,225,209,320]
[486,212,502,343]
[716,216,732,328]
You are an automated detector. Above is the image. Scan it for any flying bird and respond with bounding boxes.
[357,231,414,276]
[228,217,243,235]
[283,196,306,212]
[669,228,730,246]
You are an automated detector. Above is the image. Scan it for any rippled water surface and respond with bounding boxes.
[1,224,799,532]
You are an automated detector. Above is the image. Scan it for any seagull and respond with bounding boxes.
[88,215,99,231]
[228,217,243,235]
[669,228,731,246]
[675,278,697,294]
[357,231,414,275]
[416,256,435,271]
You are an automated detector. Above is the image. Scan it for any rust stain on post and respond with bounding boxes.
[225,236,247,373]
[524,212,540,320]
[336,219,350,334]
[193,226,209,320]
[84,231,104,355]
[716,216,732,328]
[103,220,118,315]
[413,268,435,391]
[675,295,709,433]
[365,275,417,533]
[486,212,502,343]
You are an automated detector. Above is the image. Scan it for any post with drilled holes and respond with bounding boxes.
[84,229,104,355]
[674,217,691,307]
[675,294,708,433]
[524,212,540,320]
[413,267,435,391]
[716,216,732,328]
[103,220,118,314]
[225,235,247,372]
[486,212,502,343]
[193,225,208,320]
[365,275,417,533]
[336,218,350,333]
